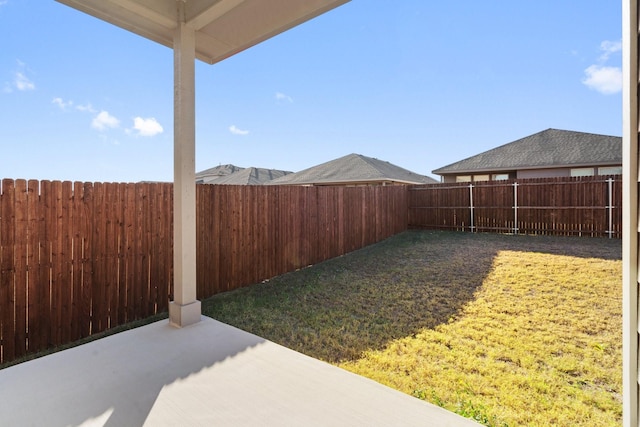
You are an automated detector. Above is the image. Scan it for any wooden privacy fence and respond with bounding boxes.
[408,175,622,238]
[196,185,407,297]
[0,179,407,364]
[0,180,173,365]
[0,175,621,364]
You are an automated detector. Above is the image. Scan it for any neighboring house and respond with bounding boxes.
[268,153,438,186]
[196,164,244,184]
[205,167,292,185]
[432,128,622,183]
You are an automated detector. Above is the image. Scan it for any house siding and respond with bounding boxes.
[517,168,571,179]
[441,173,516,183]
[440,165,622,183]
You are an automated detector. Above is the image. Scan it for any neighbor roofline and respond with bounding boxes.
[271,178,426,186]
[433,161,622,175]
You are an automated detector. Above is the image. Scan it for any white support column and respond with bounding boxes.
[513,182,518,235]
[468,184,474,233]
[623,0,639,424]
[607,177,613,239]
[169,0,201,327]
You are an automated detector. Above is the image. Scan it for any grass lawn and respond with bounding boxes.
[202,230,622,427]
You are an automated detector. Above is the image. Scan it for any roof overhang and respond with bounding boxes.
[55,0,350,64]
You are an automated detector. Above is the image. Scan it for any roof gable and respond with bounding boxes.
[433,129,622,175]
[269,153,437,185]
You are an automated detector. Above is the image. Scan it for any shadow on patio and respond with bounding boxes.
[0,316,477,426]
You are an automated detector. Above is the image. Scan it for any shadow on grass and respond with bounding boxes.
[202,230,620,363]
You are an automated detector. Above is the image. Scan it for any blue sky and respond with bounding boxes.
[0,1,622,183]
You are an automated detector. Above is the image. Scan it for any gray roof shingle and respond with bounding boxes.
[432,128,622,175]
[196,164,244,182]
[204,167,292,185]
[268,153,437,185]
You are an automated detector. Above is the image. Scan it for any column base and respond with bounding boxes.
[169,300,202,328]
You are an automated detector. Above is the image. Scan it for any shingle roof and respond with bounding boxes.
[196,164,244,183]
[204,167,292,185]
[432,129,622,175]
[268,153,437,185]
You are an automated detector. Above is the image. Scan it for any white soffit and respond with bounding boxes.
[55,0,350,64]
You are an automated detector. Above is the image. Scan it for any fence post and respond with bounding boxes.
[469,183,475,233]
[513,182,519,234]
[608,178,613,239]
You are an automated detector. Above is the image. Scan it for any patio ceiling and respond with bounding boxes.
[55,0,350,64]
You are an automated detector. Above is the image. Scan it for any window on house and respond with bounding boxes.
[492,174,509,181]
[455,175,471,183]
[570,168,595,177]
[473,175,490,182]
[598,166,622,175]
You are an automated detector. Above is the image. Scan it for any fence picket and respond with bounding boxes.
[115,184,126,326]
[91,182,106,334]
[70,182,86,341]
[1,179,16,362]
[14,180,27,357]
[124,184,136,323]
[60,181,73,345]
[26,180,42,352]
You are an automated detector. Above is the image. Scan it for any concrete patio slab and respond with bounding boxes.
[0,317,478,426]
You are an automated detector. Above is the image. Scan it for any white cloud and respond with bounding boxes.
[229,125,249,136]
[91,111,120,131]
[598,40,622,62]
[275,92,293,103]
[132,117,163,137]
[582,65,622,95]
[76,103,96,113]
[581,39,622,95]
[14,71,35,91]
[5,61,35,92]
[52,97,73,110]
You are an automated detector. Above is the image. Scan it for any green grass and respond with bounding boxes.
[202,230,622,426]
